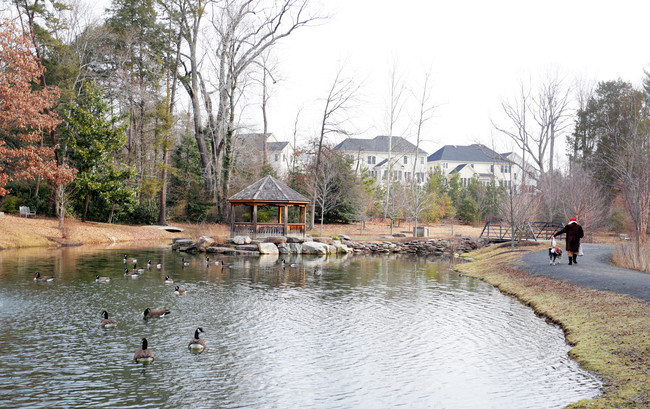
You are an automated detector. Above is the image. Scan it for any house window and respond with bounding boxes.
[500,165,511,173]
[442,163,448,169]
[490,165,494,173]
[403,156,408,164]
[420,157,424,164]
[368,156,376,164]
[274,154,280,162]
[405,172,411,182]
[283,154,286,162]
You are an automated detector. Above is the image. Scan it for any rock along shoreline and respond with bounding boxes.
[171,233,487,257]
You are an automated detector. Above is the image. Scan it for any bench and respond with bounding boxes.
[19,206,36,217]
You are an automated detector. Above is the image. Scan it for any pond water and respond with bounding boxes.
[0,245,601,408]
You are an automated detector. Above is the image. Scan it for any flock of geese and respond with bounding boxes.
[33,253,218,363]
[33,252,319,363]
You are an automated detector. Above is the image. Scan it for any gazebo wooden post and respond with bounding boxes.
[252,204,258,238]
[300,205,306,237]
[230,203,235,237]
[283,205,288,236]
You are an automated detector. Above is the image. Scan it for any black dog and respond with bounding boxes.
[549,246,563,265]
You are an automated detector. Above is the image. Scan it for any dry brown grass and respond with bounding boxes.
[612,242,650,273]
[457,243,650,408]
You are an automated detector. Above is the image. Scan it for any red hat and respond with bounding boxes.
[569,217,577,222]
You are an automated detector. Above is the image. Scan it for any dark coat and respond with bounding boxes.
[554,222,584,252]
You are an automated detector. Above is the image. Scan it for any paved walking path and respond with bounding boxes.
[518,243,650,302]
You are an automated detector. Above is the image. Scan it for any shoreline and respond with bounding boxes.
[456,243,650,408]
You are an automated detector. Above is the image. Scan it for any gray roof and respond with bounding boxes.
[228,175,309,203]
[427,144,508,163]
[334,135,428,156]
[267,141,289,152]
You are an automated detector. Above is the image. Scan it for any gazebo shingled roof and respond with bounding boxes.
[228,175,309,203]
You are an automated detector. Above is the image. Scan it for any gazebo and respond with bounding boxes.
[227,175,310,238]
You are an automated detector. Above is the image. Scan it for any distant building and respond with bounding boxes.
[236,133,295,177]
[334,135,429,185]
[427,144,518,188]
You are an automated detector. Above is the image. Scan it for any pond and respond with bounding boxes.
[0,245,601,408]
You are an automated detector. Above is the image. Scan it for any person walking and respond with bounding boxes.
[553,217,584,265]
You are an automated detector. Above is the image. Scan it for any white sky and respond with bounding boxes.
[265,0,650,158]
[86,0,650,159]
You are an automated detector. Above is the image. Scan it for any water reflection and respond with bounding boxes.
[0,245,601,408]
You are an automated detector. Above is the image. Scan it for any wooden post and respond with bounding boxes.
[230,203,235,237]
[283,205,288,236]
[253,204,258,239]
[300,205,306,237]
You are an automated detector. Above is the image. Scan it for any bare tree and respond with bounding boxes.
[598,98,650,248]
[496,186,539,251]
[309,65,360,229]
[210,0,322,220]
[493,72,572,182]
[410,69,437,186]
[382,61,407,232]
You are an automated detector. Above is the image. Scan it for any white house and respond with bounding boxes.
[236,133,295,177]
[427,144,516,188]
[334,135,429,185]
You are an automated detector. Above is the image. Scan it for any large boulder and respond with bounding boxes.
[332,241,352,254]
[257,242,279,255]
[289,243,303,254]
[301,241,328,255]
[232,235,251,245]
[196,236,215,251]
[286,236,304,244]
[236,244,259,252]
[265,236,287,244]
[171,238,194,250]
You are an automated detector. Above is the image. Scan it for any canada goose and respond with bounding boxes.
[282,259,297,269]
[124,254,137,264]
[188,327,206,352]
[133,338,155,363]
[95,275,110,283]
[100,311,117,328]
[142,307,171,318]
[124,268,138,278]
[34,272,54,282]
[181,258,190,267]
[206,257,219,266]
[134,264,145,273]
[147,260,162,269]
[174,285,186,295]
[164,275,174,284]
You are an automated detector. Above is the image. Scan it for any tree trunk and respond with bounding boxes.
[108,203,115,224]
[158,148,168,225]
[82,194,90,222]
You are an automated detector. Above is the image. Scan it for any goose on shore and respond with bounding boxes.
[188,327,206,353]
[100,311,117,328]
[95,275,110,283]
[34,272,54,282]
[142,307,171,318]
[133,338,155,363]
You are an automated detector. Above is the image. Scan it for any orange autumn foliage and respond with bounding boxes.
[0,19,75,196]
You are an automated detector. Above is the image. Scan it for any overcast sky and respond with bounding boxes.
[264,0,650,159]
[87,0,650,160]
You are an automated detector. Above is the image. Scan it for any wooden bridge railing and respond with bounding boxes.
[480,221,564,242]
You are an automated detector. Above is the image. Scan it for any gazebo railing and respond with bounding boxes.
[232,222,305,238]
